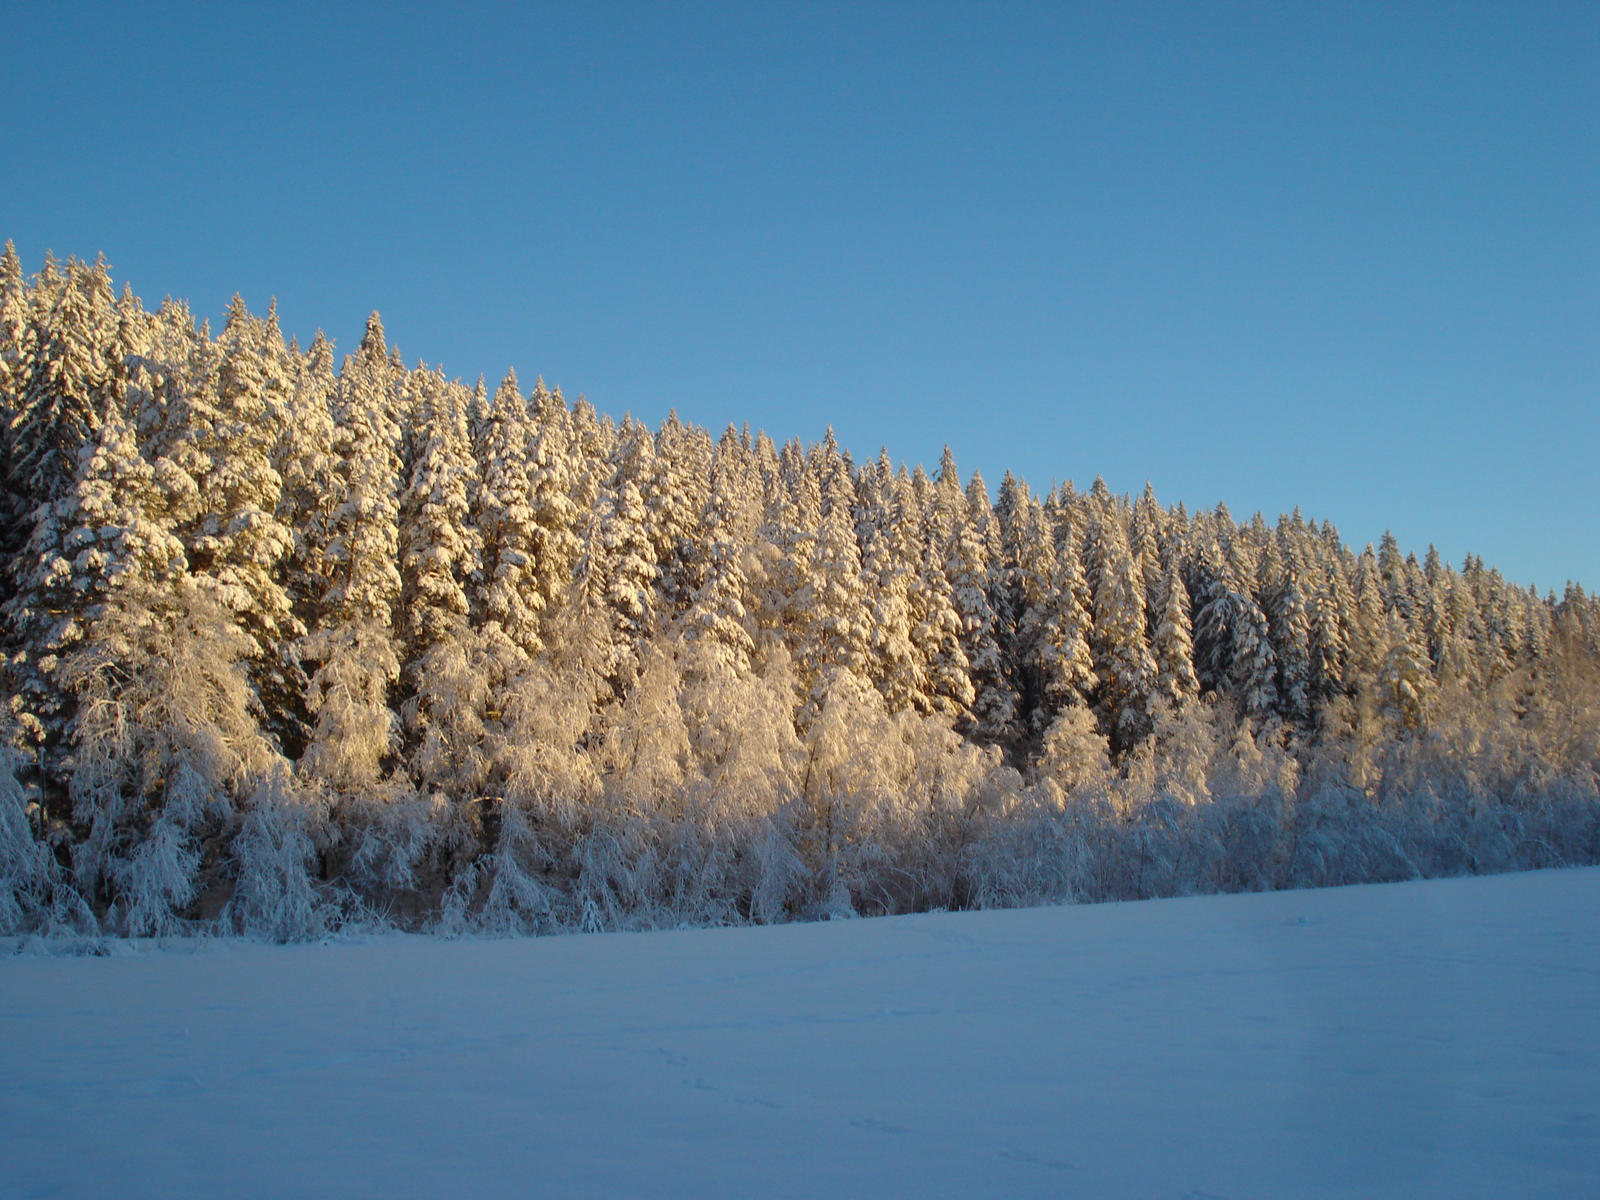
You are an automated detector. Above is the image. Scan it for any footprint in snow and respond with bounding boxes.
[850,1117,912,1135]
[997,1147,1075,1171]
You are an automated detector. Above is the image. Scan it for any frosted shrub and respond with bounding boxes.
[342,783,441,898]
[109,799,202,937]
[651,788,752,927]
[448,800,560,935]
[963,778,1090,909]
[0,741,62,933]
[750,805,806,924]
[227,767,326,941]
[61,578,274,932]
[572,820,642,933]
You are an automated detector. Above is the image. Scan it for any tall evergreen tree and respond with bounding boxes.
[297,316,405,795]
[796,493,872,718]
[473,369,543,662]
[1034,530,1098,723]
[6,257,121,526]
[1089,514,1156,749]
[1149,558,1199,711]
[399,368,477,662]
[1269,559,1313,721]
[949,472,1014,742]
[526,378,584,629]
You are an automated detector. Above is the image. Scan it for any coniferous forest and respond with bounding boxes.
[3,248,1598,939]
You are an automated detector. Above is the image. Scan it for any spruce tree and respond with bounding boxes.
[7,257,121,522]
[797,494,872,719]
[1089,514,1156,749]
[526,378,584,629]
[473,369,543,662]
[399,367,477,661]
[952,471,1016,743]
[1269,560,1313,721]
[680,449,756,675]
[1149,558,1199,711]
[297,316,405,796]
[397,368,483,799]
[859,458,925,713]
[1035,530,1098,723]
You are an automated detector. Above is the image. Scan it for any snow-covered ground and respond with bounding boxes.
[3,869,1597,1200]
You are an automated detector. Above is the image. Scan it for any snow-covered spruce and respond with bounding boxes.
[2,246,1598,936]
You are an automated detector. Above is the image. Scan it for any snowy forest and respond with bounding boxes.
[2,248,1598,940]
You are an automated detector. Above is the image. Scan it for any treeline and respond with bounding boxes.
[2,248,1598,939]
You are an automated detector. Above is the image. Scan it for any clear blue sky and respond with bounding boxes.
[7,2,1596,591]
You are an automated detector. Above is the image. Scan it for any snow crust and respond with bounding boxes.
[3,869,1597,1199]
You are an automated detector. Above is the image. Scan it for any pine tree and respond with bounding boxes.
[0,240,26,382]
[1149,558,1199,711]
[275,331,344,649]
[397,368,482,799]
[859,458,925,713]
[948,473,1013,742]
[0,241,31,545]
[182,297,301,736]
[1377,530,1410,617]
[6,403,189,762]
[1233,597,1279,721]
[4,256,124,749]
[297,316,405,795]
[796,493,872,719]
[912,513,973,719]
[526,378,584,628]
[473,369,543,662]
[1309,562,1353,703]
[6,257,121,525]
[680,450,756,675]
[1004,487,1055,728]
[605,441,663,668]
[648,410,714,617]
[1130,482,1164,618]
[399,368,477,661]
[1035,530,1098,722]
[27,401,280,931]
[810,426,856,523]
[1377,611,1432,730]
[1269,560,1313,721]
[751,445,818,660]
[1089,514,1156,749]
[1192,532,1278,719]
[1437,575,1484,688]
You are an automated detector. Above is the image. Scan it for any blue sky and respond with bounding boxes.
[7,2,1596,590]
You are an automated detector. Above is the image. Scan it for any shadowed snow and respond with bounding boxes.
[3,868,1597,1199]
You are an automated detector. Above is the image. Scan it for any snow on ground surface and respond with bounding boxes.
[3,870,1598,1200]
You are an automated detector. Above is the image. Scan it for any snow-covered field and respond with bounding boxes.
[4,869,1597,1200]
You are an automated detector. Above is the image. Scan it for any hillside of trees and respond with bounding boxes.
[3,248,1598,939]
